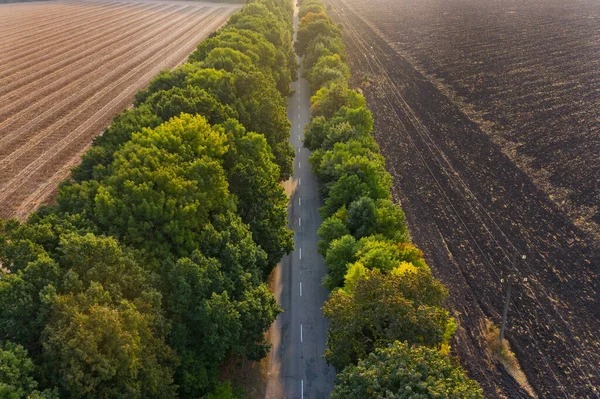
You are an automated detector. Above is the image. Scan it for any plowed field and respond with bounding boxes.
[326,0,600,398]
[0,0,240,219]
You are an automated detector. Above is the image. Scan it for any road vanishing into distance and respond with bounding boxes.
[265,9,335,399]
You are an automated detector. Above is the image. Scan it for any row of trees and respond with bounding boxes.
[296,1,485,397]
[0,1,297,398]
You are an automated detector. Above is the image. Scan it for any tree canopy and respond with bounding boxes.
[331,341,484,399]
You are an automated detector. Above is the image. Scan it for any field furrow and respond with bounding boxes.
[0,6,216,174]
[0,3,181,98]
[0,5,204,138]
[0,2,155,66]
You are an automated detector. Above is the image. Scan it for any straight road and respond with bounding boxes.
[264,9,335,399]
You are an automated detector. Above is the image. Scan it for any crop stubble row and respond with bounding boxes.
[0,0,240,219]
[328,1,600,398]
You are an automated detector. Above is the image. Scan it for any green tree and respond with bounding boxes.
[307,53,350,92]
[310,82,366,118]
[70,104,163,182]
[42,284,177,399]
[59,113,232,260]
[144,86,237,125]
[347,197,409,242]
[165,250,279,397]
[0,341,38,398]
[302,33,345,72]
[323,234,357,289]
[224,120,293,274]
[316,216,349,256]
[323,268,453,371]
[331,341,484,399]
[295,14,342,57]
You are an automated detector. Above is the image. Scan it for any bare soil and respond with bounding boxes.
[326,1,600,397]
[0,0,240,219]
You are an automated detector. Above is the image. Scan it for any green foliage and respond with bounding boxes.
[303,106,374,152]
[316,216,349,256]
[0,0,296,397]
[307,53,350,92]
[60,114,232,260]
[71,104,163,183]
[302,0,477,395]
[165,250,279,397]
[144,86,238,125]
[331,341,484,399]
[322,234,427,290]
[347,197,409,242]
[224,123,294,273]
[322,234,357,289]
[298,0,324,19]
[42,284,177,399]
[302,34,345,73]
[295,12,342,57]
[204,381,243,399]
[310,82,366,118]
[0,341,38,398]
[312,140,392,202]
[323,268,452,371]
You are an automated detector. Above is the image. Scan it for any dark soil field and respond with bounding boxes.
[0,0,239,219]
[326,0,600,397]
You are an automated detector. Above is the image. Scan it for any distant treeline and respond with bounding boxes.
[296,0,485,396]
[0,0,296,398]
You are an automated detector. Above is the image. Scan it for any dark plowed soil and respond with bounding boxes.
[326,1,600,398]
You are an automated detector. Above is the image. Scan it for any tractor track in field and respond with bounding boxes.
[328,1,600,397]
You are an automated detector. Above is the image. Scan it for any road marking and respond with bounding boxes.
[298,147,301,153]
[299,217,301,226]
[300,282,302,296]
[299,161,301,169]
[299,178,302,186]
[299,248,302,260]
[299,197,301,207]
[301,324,303,342]
[298,134,301,140]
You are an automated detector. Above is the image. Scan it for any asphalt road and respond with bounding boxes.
[264,11,335,399]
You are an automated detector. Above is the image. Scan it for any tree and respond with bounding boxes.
[134,63,202,106]
[303,106,374,152]
[307,53,350,92]
[347,197,409,242]
[71,104,163,183]
[0,341,38,398]
[42,284,177,399]
[331,341,484,399]
[224,121,293,274]
[164,250,279,397]
[323,234,357,289]
[310,82,366,119]
[144,86,237,125]
[311,140,391,201]
[59,113,232,260]
[316,216,349,256]
[302,33,345,72]
[323,268,453,371]
[295,15,342,57]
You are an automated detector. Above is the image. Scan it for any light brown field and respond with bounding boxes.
[0,0,240,219]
